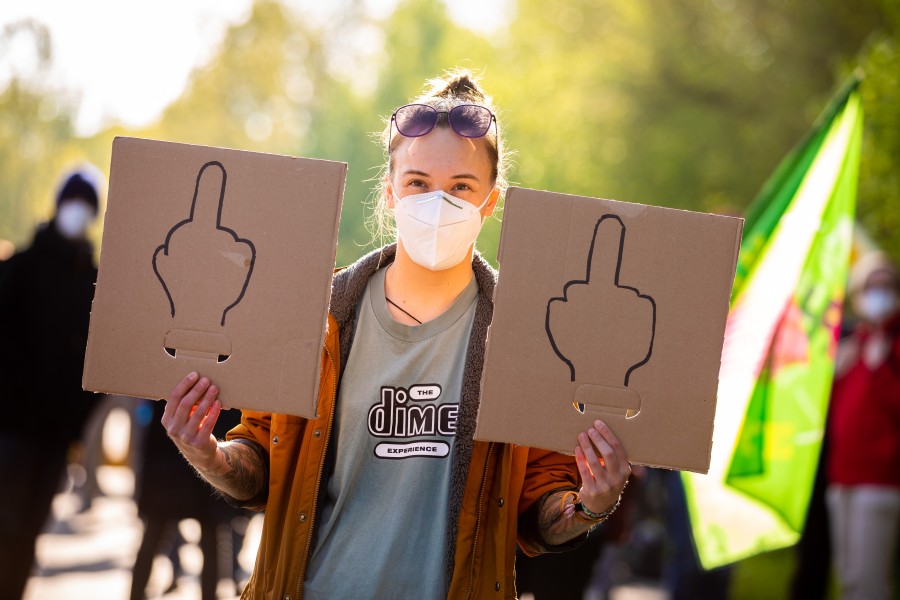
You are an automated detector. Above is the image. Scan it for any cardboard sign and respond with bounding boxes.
[475,188,743,473]
[83,137,345,417]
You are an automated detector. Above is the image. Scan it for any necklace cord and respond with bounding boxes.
[386,296,423,325]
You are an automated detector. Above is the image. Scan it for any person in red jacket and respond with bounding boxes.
[826,252,900,600]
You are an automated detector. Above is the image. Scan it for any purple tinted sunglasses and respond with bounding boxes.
[388,103,497,150]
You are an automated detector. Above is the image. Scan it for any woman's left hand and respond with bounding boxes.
[575,419,631,514]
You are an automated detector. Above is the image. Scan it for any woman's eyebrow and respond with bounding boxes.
[401,169,481,182]
[451,173,481,182]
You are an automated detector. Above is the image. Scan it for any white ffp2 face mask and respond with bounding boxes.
[859,288,899,323]
[394,189,491,271]
[56,199,96,240]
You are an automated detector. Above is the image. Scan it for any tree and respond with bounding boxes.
[494,0,886,216]
[855,0,900,260]
[0,21,80,248]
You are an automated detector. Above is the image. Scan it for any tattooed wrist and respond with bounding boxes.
[199,439,267,501]
[537,490,597,545]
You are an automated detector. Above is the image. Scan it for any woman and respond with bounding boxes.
[163,69,631,599]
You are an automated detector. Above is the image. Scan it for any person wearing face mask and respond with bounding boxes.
[825,252,900,600]
[0,166,104,599]
[162,69,632,599]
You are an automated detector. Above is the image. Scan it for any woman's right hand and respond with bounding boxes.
[161,371,224,472]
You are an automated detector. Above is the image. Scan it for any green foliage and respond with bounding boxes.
[150,1,322,155]
[856,26,900,260]
[497,0,883,211]
[0,79,75,246]
[0,16,87,248]
[730,548,799,600]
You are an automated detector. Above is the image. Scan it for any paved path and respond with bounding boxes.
[23,466,260,600]
[22,466,666,600]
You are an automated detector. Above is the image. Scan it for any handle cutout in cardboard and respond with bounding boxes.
[545,214,656,417]
[573,384,642,418]
[163,329,232,362]
[152,161,257,327]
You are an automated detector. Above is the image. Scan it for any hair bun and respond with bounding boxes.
[425,69,486,103]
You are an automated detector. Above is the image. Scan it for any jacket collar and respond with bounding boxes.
[330,243,496,335]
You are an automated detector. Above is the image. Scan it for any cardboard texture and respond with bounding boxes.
[83,137,345,418]
[475,188,743,473]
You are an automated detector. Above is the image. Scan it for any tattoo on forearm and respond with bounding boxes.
[537,490,595,546]
[201,440,267,502]
[538,491,570,532]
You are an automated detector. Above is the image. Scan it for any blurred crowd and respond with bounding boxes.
[0,167,897,600]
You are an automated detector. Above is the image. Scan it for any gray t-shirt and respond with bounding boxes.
[303,266,478,600]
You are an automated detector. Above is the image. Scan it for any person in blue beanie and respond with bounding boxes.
[0,165,104,599]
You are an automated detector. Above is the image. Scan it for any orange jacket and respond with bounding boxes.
[226,247,582,599]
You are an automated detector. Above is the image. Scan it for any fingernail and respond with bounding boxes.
[595,419,605,428]
[188,372,198,381]
[199,377,210,386]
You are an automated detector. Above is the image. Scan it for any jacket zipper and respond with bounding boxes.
[464,442,495,600]
[293,343,338,600]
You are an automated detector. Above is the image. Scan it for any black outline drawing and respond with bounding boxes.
[152,161,257,327]
[546,214,657,384]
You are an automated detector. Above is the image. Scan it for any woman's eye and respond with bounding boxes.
[452,183,472,192]
[408,179,426,187]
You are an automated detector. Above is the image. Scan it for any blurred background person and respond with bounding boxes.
[70,393,146,514]
[0,165,104,600]
[826,252,900,600]
[130,401,249,600]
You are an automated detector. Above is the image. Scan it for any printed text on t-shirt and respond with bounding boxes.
[367,385,456,459]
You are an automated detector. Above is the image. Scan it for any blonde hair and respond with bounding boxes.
[367,69,509,246]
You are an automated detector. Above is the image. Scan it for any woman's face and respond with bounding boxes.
[388,126,499,215]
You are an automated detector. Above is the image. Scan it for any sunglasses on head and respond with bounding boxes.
[388,103,497,150]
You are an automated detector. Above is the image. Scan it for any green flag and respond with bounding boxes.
[683,77,864,569]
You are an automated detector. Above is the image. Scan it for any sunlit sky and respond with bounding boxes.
[0,0,508,136]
